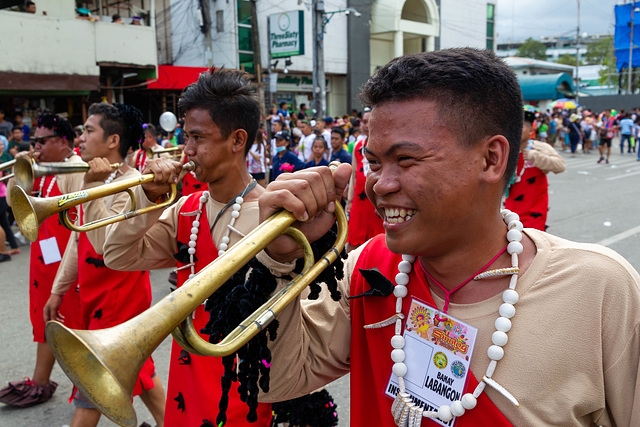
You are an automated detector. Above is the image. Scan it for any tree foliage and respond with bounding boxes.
[517,38,547,60]
[556,54,583,67]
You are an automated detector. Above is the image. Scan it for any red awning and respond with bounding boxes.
[147,65,210,90]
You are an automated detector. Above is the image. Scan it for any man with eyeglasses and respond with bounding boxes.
[0,114,84,408]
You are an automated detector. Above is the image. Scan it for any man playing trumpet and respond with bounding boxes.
[103,68,273,426]
[43,103,166,427]
[0,114,83,408]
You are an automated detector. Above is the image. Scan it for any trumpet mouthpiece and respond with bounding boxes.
[183,161,195,171]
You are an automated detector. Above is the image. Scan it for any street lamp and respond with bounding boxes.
[312,1,361,119]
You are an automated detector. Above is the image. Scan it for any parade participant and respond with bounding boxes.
[504,109,565,231]
[297,119,316,162]
[102,68,273,426]
[42,103,166,427]
[346,108,384,252]
[130,123,164,172]
[305,136,330,168]
[329,127,352,165]
[597,110,615,164]
[0,114,83,407]
[256,48,640,426]
[271,130,304,181]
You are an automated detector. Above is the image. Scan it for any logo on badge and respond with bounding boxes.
[433,352,448,369]
[450,360,466,379]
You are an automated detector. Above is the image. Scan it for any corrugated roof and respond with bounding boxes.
[517,73,575,100]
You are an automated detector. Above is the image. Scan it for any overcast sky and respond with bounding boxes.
[495,0,621,43]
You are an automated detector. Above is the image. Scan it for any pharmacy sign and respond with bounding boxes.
[269,10,305,58]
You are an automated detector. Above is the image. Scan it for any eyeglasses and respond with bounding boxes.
[30,135,59,144]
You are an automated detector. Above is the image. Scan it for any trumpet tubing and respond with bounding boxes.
[13,156,120,193]
[0,158,15,172]
[11,161,194,242]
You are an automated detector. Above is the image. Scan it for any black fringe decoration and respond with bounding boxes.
[201,222,346,425]
[270,389,339,427]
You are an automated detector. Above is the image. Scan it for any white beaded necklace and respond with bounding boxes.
[182,179,256,281]
[385,209,524,426]
[104,163,123,184]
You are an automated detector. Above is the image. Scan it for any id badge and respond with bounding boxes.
[385,298,478,427]
[39,237,62,265]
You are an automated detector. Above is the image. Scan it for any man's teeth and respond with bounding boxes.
[384,208,416,224]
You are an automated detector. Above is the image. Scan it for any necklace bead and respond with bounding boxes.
[385,209,523,426]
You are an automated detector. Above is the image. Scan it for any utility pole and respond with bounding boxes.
[250,0,268,130]
[629,1,636,94]
[575,0,580,103]
[312,0,326,119]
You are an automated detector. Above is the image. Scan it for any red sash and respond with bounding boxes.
[166,191,272,426]
[349,234,513,426]
[347,139,384,246]
[134,149,147,172]
[29,175,81,343]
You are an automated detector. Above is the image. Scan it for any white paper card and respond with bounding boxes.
[385,299,478,427]
[39,237,62,265]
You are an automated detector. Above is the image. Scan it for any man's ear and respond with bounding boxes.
[232,129,248,153]
[481,135,509,185]
[107,133,120,151]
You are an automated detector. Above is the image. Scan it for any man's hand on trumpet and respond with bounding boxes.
[259,163,352,263]
[84,157,117,184]
[141,157,185,202]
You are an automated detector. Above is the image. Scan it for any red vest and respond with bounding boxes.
[181,171,204,197]
[350,235,512,426]
[347,138,384,246]
[504,153,548,231]
[75,206,155,395]
[29,175,81,343]
[166,191,272,426]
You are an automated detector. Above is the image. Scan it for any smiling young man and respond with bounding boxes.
[256,48,640,426]
[0,114,84,408]
[102,68,273,426]
[41,103,166,427]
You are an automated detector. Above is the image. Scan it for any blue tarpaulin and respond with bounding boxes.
[615,3,640,72]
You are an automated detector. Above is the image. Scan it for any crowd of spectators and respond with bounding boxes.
[253,104,366,184]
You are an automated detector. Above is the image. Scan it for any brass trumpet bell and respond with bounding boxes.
[45,323,145,427]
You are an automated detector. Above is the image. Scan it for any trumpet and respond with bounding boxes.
[147,146,182,158]
[13,156,121,193]
[44,166,348,427]
[11,161,195,242]
[0,159,15,182]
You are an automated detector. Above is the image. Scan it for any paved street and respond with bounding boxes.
[1,141,640,426]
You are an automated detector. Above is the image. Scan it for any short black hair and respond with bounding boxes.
[359,48,523,185]
[12,126,22,132]
[36,114,75,146]
[178,67,260,156]
[331,127,345,139]
[87,102,144,158]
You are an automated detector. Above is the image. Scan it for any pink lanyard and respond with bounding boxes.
[419,245,508,313]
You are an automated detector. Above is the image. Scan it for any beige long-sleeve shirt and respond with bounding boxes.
[51,168,142,295]
[524,140,566,175]
[102,184,259,272]
[258,229,640,426]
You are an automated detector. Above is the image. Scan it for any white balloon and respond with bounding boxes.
[159,111,178,132]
